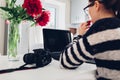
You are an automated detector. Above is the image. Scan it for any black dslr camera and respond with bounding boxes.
[23,49,52,67]
[0,49,52,74]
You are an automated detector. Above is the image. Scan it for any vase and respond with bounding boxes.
[7,21,20,61]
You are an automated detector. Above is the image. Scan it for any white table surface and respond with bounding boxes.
[0,55,97,80]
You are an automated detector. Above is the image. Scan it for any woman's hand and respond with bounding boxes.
[78,21,91,36]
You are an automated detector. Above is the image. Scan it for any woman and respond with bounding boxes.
[60,0,120,80]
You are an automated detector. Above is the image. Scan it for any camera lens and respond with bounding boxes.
[23,53,36,64]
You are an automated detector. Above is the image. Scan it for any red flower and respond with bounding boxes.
[22,0,42,17]
[36,11,50,26]
[22,0,50,26]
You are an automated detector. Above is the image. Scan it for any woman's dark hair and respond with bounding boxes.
[88,0,120,18]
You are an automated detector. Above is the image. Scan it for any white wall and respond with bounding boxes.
[64,0,71,29]
[55,0,71,29]
[0,0,5,55]
[70,0,88,28]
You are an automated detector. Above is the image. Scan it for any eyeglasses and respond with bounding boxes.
[84,1,95,11]
[83,1,95,21]
[84,0,103,10]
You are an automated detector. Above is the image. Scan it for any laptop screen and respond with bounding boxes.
[43,29,72,52]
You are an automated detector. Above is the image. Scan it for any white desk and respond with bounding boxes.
[0,55,97,80]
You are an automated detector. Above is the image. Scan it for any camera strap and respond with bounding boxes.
[0,63,38,74]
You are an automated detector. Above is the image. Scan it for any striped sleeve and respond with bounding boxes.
[59,36,94,69]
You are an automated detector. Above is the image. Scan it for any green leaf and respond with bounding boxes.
[0,7,11,12]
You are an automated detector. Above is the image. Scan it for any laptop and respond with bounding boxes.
[43,28,72,60]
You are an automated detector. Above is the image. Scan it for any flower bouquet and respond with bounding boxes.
[0,0,50,61]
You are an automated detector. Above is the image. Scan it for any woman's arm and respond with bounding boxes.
[59,22,94,69]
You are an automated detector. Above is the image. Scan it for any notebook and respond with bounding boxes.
[43,28,72,60]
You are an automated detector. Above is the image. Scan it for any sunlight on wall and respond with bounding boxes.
[0,0,5,55]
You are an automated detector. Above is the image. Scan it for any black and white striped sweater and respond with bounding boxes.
[60,17,120,80]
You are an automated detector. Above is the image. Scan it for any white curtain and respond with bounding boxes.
[28,26,43,52]
[18,22,43,54]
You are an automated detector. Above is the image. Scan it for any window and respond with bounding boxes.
[45,6,56,29]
